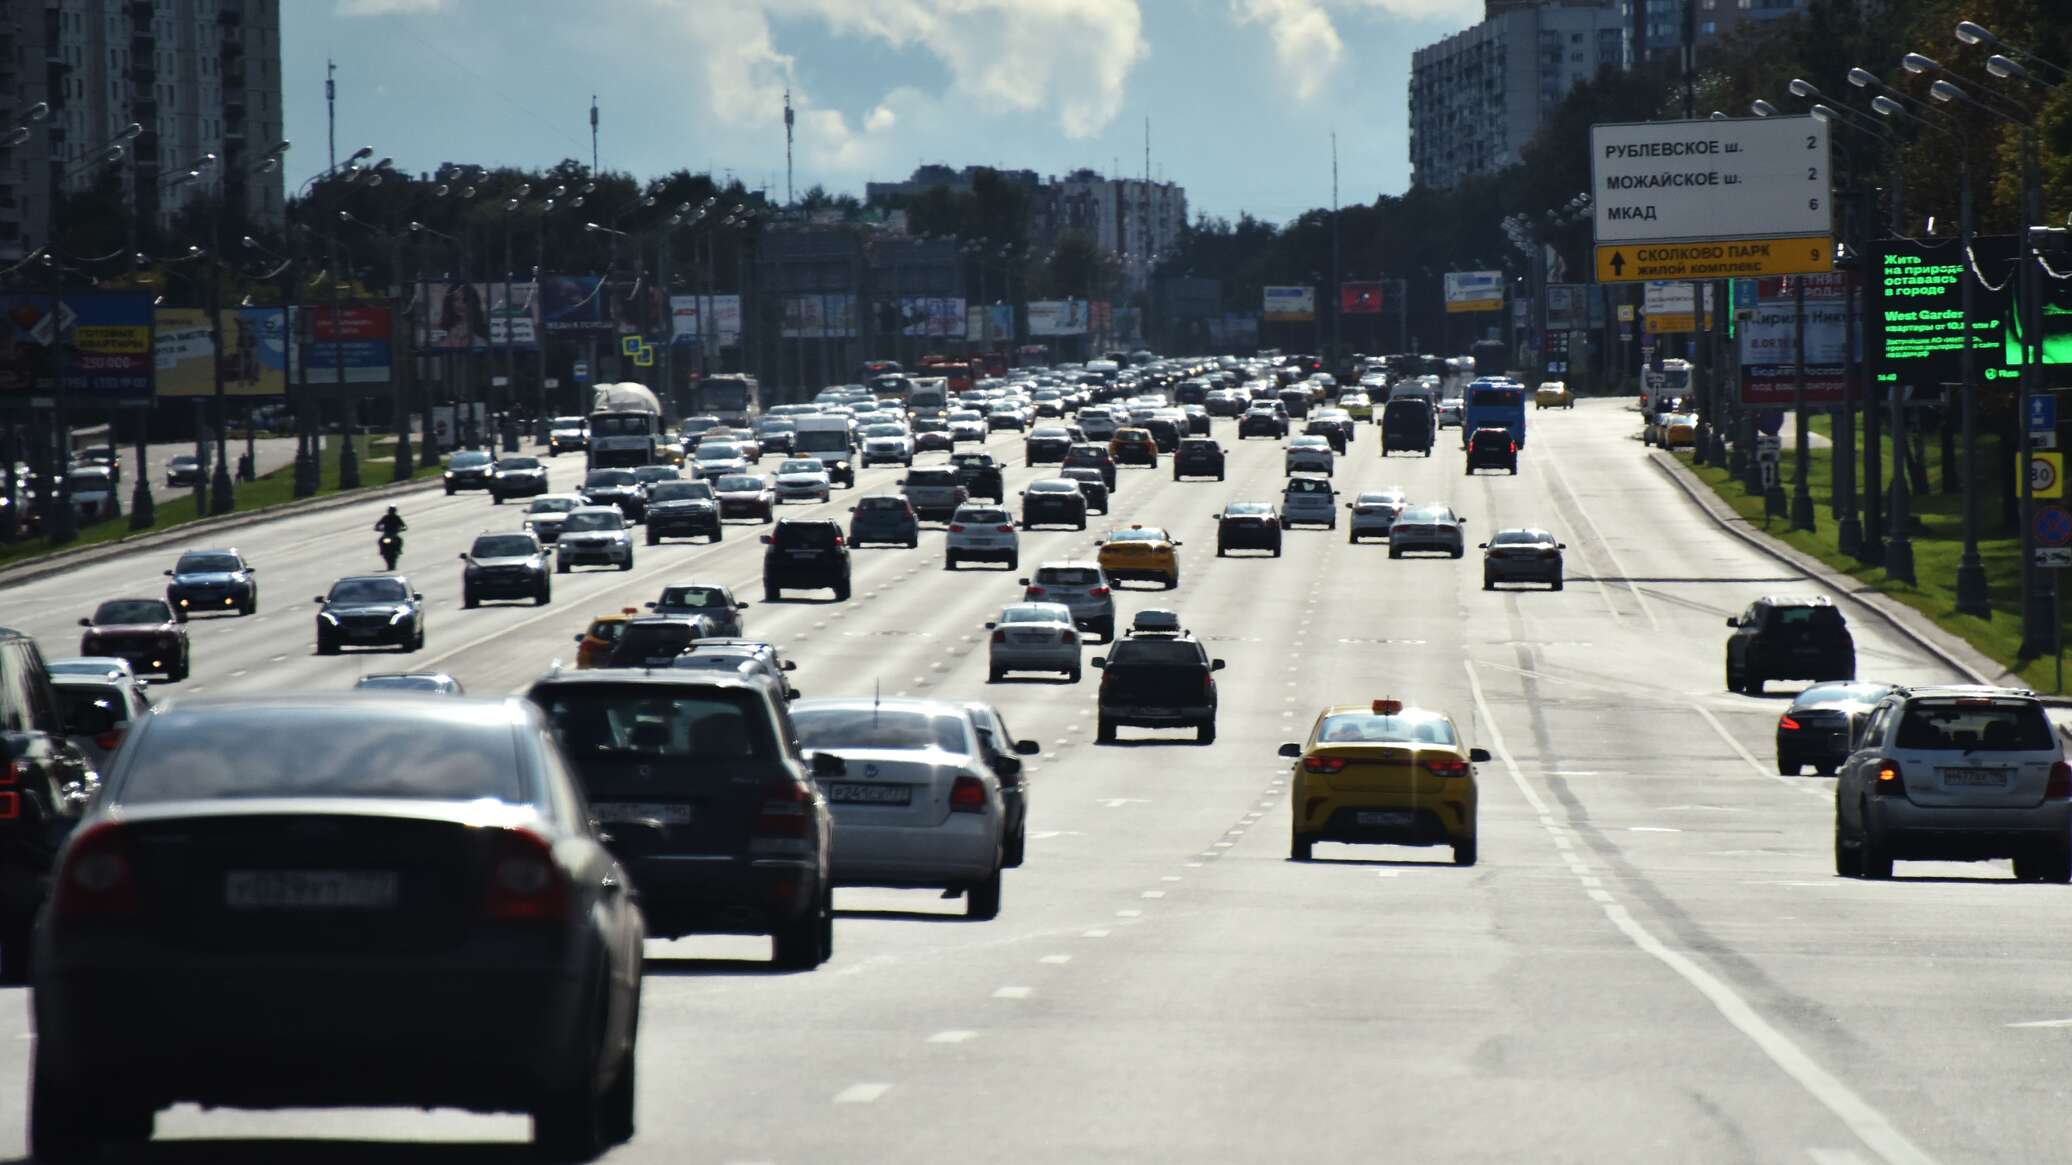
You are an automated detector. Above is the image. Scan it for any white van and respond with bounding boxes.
[792,415,857,488]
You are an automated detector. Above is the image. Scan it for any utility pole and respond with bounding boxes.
[784,89,795,207]
[1330,131,1341,363]
[590,96,599,175]
[326,60,336,173]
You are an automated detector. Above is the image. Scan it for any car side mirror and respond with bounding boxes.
[761,535,773,544]
[1014,739,1040,756]
[1212,659,1226,670]
[782,659,796,671]
[1725,616,1740,628]
[809,750,846,777]
[245,566,256,573]
[162,569,173,576]
[1477,542,1488,549]
[993,755,1023,779]
[574,634,585,643]
[413,593,424,602]
[1277,742,1301,757]
[1017,578,1030,586]
[313,596,325,604]
[848,506,856,512]
[1556,543,1567,550]
[1091,656,1106,668]
[458,553,469,561]
[644,601,657,609]
[1469,748,1492,763]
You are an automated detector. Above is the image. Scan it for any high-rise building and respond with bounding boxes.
[1408,0,1626,190]
[1624,0,1812,66]
[1045,169,1187,292]
[1,0,284,263]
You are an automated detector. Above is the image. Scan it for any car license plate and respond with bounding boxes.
[787,549,819,558]
[593,801,694,825]
[225,869,399,910]
[1009,631,1052,644]
[823,781,913,805]
[1356,811,1413,826]
[1941,768,2010,788]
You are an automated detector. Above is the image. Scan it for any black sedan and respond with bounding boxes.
[488,456,550,503]
[1239,406,1289,439]
[1020,478,1089,530]
[28,694,643,1161]
[79,599,190,681]
[1172,438,1226,482]
[849,494,920,548]
[164,454,206,488]
[315,575,425,654]
[1776,681,1892,776]
[582,469,648,522]
[1214,502,1282,557]
[645,479,723,545]
[948,451,1005,503]
[460,532,553,608]
[442,450,495,494]
[163,548,258,617]
[1480,527,1564,590]
[1061,467,1110,515]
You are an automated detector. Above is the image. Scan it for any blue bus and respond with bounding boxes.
[1461,378,1526,448]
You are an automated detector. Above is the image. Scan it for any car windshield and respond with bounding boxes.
[959,509,1010,524]
[538,687,770,762]
[1316,712,1459,745]
[696,444,743,460]
[472,535,536,557]
[1491,530,1551,546]
[648,482,713,502]
[1224,503,1272,516]
[1355,492,1403,505]
[450,452,491,468]
[328,578,409,603]
[93,600,171,624]
[529,497,580,513]
[496,458,540,471]
[1770,605,1845,630]
[561,511,624,532]
[777,460,823,475]
[633,467,680,482]
[776,523,840,547]
[1399,507,1453,524]
[551,416,585,429]
[793,707,968,753]
[1037,567,1101,585]
[1110,639,1203,665]
[658,586,728,610]
[586,470,635,487]
[716,475,766,492]
[174,552,242,573]
[908,469,960,485]
[856,496,906,511]
[116,705,525,803]
[863,425,905,437]
[1108,528,1168,542]
[1895,700,2053,752]
[1795,682,1891,706]
[1028,480,1076,493]
[354,675,451,691]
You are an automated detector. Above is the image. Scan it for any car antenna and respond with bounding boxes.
[873,678,881,725]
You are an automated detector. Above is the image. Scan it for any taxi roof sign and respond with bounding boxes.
[1372,698,1403,715]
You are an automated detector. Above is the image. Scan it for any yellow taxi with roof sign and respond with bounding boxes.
[1096,524,1182,590]
[1282,698,1487,865]
[572,607,642,669]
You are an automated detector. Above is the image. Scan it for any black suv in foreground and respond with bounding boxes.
[1726,595,1855,695]
[1092,622,1225,744]
[0,627,96,980]
[1464,427,1518,475]
[762,519,852,601]
[524,670,835,967]
[1172,438,1226,482]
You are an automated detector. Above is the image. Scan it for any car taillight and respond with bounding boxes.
[1089,585,1110,597]
[1058,629,1076,643]
[484,829,569,920]
[996,524,1015,534]
[1424,756,1470,778]
[2049,762,2072,799]
[991,629,1006,643]
[55,823,138,917]
[1025,586,1047,597]
[833,534,845,546]
[1778,716,1801,732]
[0,759,15,785]
[949,524,966,533]
[94,729,123,752]
[1303,756,1346,774]
[756,781,813,839]
[949,774,988,812]
[1873,759,1906,796]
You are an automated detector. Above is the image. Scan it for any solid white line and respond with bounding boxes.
[1115,908,1142,917]
[833,1082,893,1104]
[1040,954,1072,965]
[1140,890,1166,899]
[1689,701,1828,800]
[927,1030,979,1044]
[992,986,1031,1000]
[1540,444,1657,630]
[1462,660,1548,816]
[1082,928,1110,938]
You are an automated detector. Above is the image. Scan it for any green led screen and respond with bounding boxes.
[1874,235,2072,389]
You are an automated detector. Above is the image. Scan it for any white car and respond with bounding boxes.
[791,697,1009,919]
[860,424,914,467]
[1437,397,1465,428]
[1347,488,1408,543]
[986,601,1082,682]
[947,411,989,444]
[554,506,636,572]
[1077,408,1121,441]
[1388,504,1468,558]
[773,458,834,503]
[1280,477,1339,529]
[521,493,585,543]
[945,504,1020,571]
[1284,435,1336,475]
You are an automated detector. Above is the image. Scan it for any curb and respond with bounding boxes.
[0,471,447,591]
[1646,448,2021,692]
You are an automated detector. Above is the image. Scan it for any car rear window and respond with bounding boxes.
[793,708,968,753]
[1038,567,1101,585]
[1768,605,1845,631]
[1895,700,2053,752]
[537,686,769,762]
[1110,640,1204,666]
[472,535,537,557]
[562,511,624,532]
[175,553,242,573]
[716,476,766,492]
[960,509,1010,524]
[1316,712,1458,745]
[586,470,635,486]
[776,523,840,546]
[908,469,960,485]
[116,706,527,803]
[647,482,712,502]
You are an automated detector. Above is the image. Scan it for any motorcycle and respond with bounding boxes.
[378,534,402,571]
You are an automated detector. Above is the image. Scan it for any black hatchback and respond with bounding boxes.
[848,494,920,548]
[762,519,852,601]
[1172,438,1226,482]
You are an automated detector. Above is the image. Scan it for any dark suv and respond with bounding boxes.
[1464,427,1518,475]
[0,627,96,980]
[1092,627,1225,745]
[1725,595,1855,695]
[523,670,836,968]
[848,494,920,548]
[459,531,552,608]
[1172,438,1226,482]
[949,451,1005,503]
[762,519,853,601]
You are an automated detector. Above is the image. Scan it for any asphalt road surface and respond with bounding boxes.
[4,399,2056,1165]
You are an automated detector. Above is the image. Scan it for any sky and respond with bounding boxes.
[284,0,1485,226]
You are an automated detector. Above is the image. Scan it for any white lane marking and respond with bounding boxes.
[1809,1151,1873,1165]
[833,1082,893,1104]
[928,1030,980,1043]
[1115,908,1142,917]
[1540,446,1655,629]
[229,669,248,678]
[1465,658,1939,1165]
[1040,954,1072,965]
[1375,870,1399,878]
[1629,826,1683,833]
[992,986,1031,1000]
[1161,875,1182,882]
[1082,928,1110,938]
[1689,702,1827,800]
[1140,890,1166,899]
[2006,1018,2072,1029]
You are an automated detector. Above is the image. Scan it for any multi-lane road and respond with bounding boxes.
[2,399,2059,1164]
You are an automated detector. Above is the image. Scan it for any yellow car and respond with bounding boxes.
[1282,699,1486,865]
[1109,427,1159,468]
[1339,391,1373,421]
[572,606,642,669]
[1661,413,1697,449]
[1534,381,1574,409]
[1096,524,1183,589]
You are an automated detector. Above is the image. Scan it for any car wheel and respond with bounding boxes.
[1483,574,1495,591]
[764,584,780,602]
[619,554,634,572]
[1389,546,1402,559]
[1096,717,1116,744]
[29,1055,106,1163]
[463,588,478,610]
[1198,720,1216,745]
[906,535,919,548]
[493,493,505,505]
[945,555,959,570]
[966,865,1003,920]
[1068,665,1082,684]
[556,559,571,574]
[1833,818,1858,877]
[1004,827,1027,869]
[537,586,552,607]
[1813,761,1837,777]
[1216,543,1227,557]
[531,1026,610,1160]
[772,888,832,968]
[1747,671,1766,696]
[1095,619,1114,643]
[1450,547,1463,559]
[1777,753,1799,776]
[1859,822,1893,879]
[316,632,339,656]
[1289,834,1313,862]
[834,580,851,601]
[445,485,456,496]
[646,530,659,546]
[1451,837,1478,866]
[1551,577,1564,591]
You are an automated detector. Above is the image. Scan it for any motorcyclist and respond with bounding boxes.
[375,507,407,567]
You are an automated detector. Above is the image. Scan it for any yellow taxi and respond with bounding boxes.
[1109,427,1159,468]
[1339,391,1373,421]
[1096,523,1183,590]
[572,607,642,669]
[1282,699,1487,865]
[1661,412,1697,450]
[1533,381,1574,409]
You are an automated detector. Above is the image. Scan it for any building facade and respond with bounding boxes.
[1624,0,1812,66]
[1409,0,1625,190]
[1045,169,1187,293]
[1,0,283,263]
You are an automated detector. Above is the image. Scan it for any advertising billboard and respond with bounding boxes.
[156,307,288,397]
[966,303,1015,343]
[896,296,968,338]
[539,276,608,337]
[1262,286,1314,322]
[0,292,155,404]
[782,294,859,339]
[1738,299,1849,405]
[1873,235,2072,391]
[291,304,394,385]
[1340,282,1385,315]
[417,281,538,349]
[670,295,742,348]
[1444,271,1504,314]
[1027,299,1089,337]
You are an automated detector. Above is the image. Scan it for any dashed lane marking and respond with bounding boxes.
[992,986,1031,1000]
[833,1083,893,1104]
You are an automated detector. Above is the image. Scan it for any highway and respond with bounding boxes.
[3,399,2058,1165]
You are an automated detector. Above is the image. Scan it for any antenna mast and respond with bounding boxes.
[590,95,600,174]
[325,60,336,172]
[784,88,796,206]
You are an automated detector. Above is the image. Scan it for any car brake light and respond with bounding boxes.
[1303,756,1346,774]
[756,781,813,839]
[1089,585,1110,597]
[1873,759,1906,796]
[94,729,123,752]
[949,774,988,812]
[991,629,1006,643]
[1025,586,1047,597]
[0,759,15,785]
[949,524,966,533]
[54,823,138,916]
[1058,629,1076,643]
[1424,756,1470,778]
[996,524,1015,534]
[484,829,569,920]
[1778,716,1801,731]
[2049,762,2072,799]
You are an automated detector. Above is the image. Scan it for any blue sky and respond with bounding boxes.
[285,0,1483,225]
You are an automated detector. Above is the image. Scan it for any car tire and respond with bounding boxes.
[646,530,659,546]
[1068,665,1082,684]
[945,555,959,570]
[1198,720,1216,745]
[764,584,780,603]
[1813,761,1837,776]
[966,865,1003,920]
[1483,574,1495,591]
[1833,818,1857,877]
[1290,835,1312,862]
[1452,837,1478,867]
[1552,578,1564,591]
[29,1056,106,1163]
[1095,619,1114,643]
[537,586,552,607]
[988,666,1005,683]
[772,889,832,969]
[1389,545,1402,559]
[1777,753,1799,776]
[493,493,505,505]
[463,588,478,610]
[1096,717,1116,743]
[531,1027,610,1161]
[619,553,634,572]
[1004,826,1027,869]
[906,535,919,548]
[445,485,455,496]
[1859,824,1893,879]
[1747,671,1766,696]
[1450,547,1463,559]
[316,632,339,656]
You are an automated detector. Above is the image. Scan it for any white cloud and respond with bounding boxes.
[335,0,446,15]
[1231,0,1343,102]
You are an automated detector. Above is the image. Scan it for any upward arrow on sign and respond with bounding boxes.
[1608,252,1626,277]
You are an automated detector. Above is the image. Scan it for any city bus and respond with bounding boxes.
[1461,377,1527,449]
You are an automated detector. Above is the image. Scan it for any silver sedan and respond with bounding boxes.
[1388,504,1467,558]
[986,602,1082,682]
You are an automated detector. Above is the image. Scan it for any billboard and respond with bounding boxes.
[1444,271,1503,314]
[895,297,968,337]
[1739,299,1850,405]
[1262,286,1314,322]
[1641,281,1716,333]
[1873,235,2072,391]
[0,292,155,404]
[1545,284,1589,331]
[1340,282,1385,315]
[670,295,742,348]
[966,303,1014,343]
[156,307,288,397]
[539,276,608,337]
[782,294,859,339]
[1027,299,1089,337]
[291,304,394,385]
[417,281,538,349]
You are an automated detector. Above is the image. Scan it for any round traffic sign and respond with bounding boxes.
[2031,455,2061,496]
[2036,504,2072,548]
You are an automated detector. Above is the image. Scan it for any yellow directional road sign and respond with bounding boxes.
[1596,236,1833,282]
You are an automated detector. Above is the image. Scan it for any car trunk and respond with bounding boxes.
[577,753,772,860]
[816,750,952,828]
[1894,701,2057,809]
[1307,744,1460,799]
